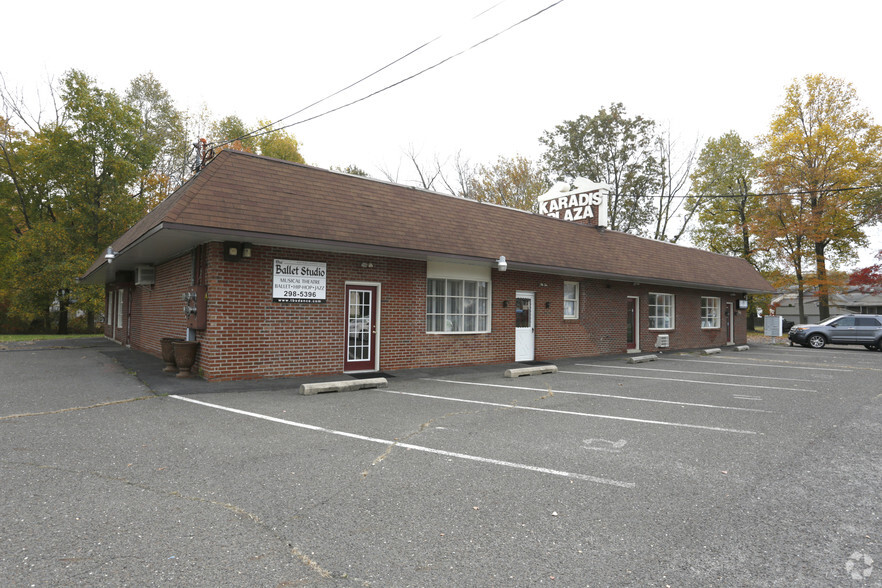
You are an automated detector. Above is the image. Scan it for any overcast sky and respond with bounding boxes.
[5,0,882,266]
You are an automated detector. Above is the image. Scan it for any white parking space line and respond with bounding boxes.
[425,379,772,413]
[661,357,851,372]
[391,388,758,434]
[558,370,813,393]
[169,395,635,488]
[574,363,812,382]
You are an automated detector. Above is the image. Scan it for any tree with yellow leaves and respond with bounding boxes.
[758,74,882,321]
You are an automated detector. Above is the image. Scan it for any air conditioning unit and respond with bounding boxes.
[655,334,670,348]
[134,265,155,286]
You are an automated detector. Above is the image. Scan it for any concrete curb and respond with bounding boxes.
[300,377,388,395]
[734,345,750,352]
[627,355,657,364]
[701,348,722,356]
[504,365,558,378]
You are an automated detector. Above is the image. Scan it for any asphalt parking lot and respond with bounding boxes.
[1,338,880,587]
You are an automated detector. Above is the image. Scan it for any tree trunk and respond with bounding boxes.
[795,268,807,324]
[58,300,69,335]
[815,242,830,321]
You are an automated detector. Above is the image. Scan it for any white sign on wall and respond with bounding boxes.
[537,177,610,226]
[273,259,327,303]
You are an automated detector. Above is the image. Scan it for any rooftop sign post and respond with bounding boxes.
[537,178,610,228]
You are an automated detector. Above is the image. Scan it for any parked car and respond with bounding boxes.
[788,314,882,350]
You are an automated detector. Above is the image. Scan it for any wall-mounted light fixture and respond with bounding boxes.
[224,241,255,262]
[496,255,507,272]
[502,300,509,308]
[545,301,550,309]
[223,241,241,261]
[105,246,118,264]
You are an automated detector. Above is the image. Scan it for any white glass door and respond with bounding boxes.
[515,291,535,362]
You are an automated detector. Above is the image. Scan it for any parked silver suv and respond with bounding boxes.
[788,314,882,350]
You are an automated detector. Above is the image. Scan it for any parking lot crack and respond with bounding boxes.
[2,460,365,584]
[361,409,476,479]
[0,395,157,421]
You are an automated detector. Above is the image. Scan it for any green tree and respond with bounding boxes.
[468,155,549,211]
[209,117,306,164]
[759,74,882,320]
[331,164,368,177]
[211,115,256,153]
[255,120,305,164]
[48,70,156,251]
[540,103,660,235]
[688,132,763,267]
[1,70,180,332]
[126,72,189,209]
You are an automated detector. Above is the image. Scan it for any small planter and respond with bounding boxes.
[172,341,200,378]
[160,338,183,373]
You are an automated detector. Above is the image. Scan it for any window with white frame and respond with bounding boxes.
[701,296,721,329]
[426,278,489,333]
[563,281,579,319]
[648,292,674,330]
[116,288,124,329]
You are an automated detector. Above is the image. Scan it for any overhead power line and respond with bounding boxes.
[209,0,565,153]
[618,184,882,200]
[235,0,509,143]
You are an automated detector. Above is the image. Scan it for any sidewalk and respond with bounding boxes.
[4,334,796,397]
[747,332,790,346]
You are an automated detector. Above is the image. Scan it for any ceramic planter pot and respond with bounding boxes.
[160,338,183,373]
[172,340,200,378]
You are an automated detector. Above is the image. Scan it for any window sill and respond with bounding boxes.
[426,331,491,335]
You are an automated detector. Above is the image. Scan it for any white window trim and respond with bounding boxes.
[701,296,721,329]
[563,281,579,320]
[648,292,675,331]
[116,288,124,330]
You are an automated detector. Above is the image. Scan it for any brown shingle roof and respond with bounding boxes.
[84,150,771,292]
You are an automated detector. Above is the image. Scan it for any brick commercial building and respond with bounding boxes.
[81,150,771,381]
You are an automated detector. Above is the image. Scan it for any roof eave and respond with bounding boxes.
[79,223,771,294]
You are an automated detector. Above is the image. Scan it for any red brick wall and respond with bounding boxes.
[127,255,193,355]
[112,242,749,380]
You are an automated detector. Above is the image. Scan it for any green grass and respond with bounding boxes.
[0,333,103,342]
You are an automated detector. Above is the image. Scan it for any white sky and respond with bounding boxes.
[5,0,882,267]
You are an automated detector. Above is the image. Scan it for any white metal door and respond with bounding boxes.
[515,291,535,362]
